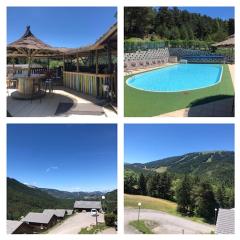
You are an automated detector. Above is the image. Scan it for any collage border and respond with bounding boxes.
[1,0,239,239]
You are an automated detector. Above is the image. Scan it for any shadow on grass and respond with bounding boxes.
[187,95,234,117]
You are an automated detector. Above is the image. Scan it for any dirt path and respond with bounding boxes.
[125,208,215,234]
[47,212,104,234]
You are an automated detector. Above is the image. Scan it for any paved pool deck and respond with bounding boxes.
[124,63,176,76]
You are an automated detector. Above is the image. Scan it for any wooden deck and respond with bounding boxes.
[7,87,117,117]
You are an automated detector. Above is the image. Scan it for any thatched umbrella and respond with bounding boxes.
[7,26,64,76]
[212,35,235,48]
[212,35,235,63]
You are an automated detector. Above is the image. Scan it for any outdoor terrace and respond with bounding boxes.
[7,24,117,117]
[7,86,116,117]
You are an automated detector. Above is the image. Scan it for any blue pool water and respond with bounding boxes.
[127,64,223,92]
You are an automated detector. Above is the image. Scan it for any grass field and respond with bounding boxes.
[124,64,234,117]
[125,194,205,223]
[125,194,177,215]
[129,220,154,234]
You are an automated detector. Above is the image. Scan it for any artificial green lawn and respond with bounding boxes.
[124,64,234,117]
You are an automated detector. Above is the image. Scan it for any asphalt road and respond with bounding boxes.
[47,212,104,234]
[125,208,215,234]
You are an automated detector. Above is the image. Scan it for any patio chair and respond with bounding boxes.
[102,84,111,101]
[124,62,134,75]
[43,78,54,94]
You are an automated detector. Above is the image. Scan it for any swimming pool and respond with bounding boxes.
[127,64,223,92]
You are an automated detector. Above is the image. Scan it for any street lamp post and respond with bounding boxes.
[138,202,141,222]
[214,208,218,225]
[102,195,105,213]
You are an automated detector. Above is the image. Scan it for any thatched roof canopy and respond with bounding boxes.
[212,34,235,48]
[7,26,66,57]
[66,23,117,56]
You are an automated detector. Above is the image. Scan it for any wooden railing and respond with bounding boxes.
[63,71,115,97]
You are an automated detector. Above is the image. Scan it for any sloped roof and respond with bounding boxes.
[43,209,66,218]
[7,220,23,234]
[216,208,235,234]
[21,212,56,224]
[74,201,101,209]
[212,35,235,48]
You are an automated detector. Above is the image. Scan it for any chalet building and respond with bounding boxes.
[73,200,102,212]
[216,208,235,234]
[7,220,33,234]
[21,212,58,232]
[43,209,66,220]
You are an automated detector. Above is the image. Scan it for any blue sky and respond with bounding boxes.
[178,7,234,20]
[7,7,117,47]
[7,124,117,192]
[125,124,234,164]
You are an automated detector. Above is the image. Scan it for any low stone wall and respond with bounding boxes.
[124,47,229,66]
[124,48,170,68]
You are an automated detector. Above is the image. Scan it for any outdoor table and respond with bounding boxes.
[11,74,46,100]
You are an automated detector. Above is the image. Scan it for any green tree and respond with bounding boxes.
[180,25,189,40]
[124,171,138,194]
[158,172,172,200]
[147,173,159,197]
[124,7,156,38]
[228,18,234,35]
[216,184,227,208]
[195,182,218,223]
[176,175,192,215]
[138,173,147,195]
[169,27,180,40]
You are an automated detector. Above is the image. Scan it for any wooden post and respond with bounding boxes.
[47,58,50,70]
[27,50,32,77]
[76,53,79,72]
[12,57,15,75]
[95,49,100,97]
[107,42,112,73]
[63,55,65,71]
[95,50,99,74]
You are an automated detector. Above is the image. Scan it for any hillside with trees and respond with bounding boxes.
[7,178,74,220]
[125,7,234,42]
[124,151,234,223]
[7,178,117,220]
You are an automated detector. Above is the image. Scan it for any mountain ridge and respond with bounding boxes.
[125,150,234,185]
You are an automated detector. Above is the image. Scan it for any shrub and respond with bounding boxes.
[104,213,116,226]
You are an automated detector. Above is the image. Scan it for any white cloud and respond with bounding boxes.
[46,166,59,173]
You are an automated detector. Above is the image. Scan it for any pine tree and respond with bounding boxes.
[138,173,147,195]
[195,182,218,223]
[159,172,172,200]
[124,172,138,194]
[216,184,227,208]
[176,175,192,215]
[147,173,159,197]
